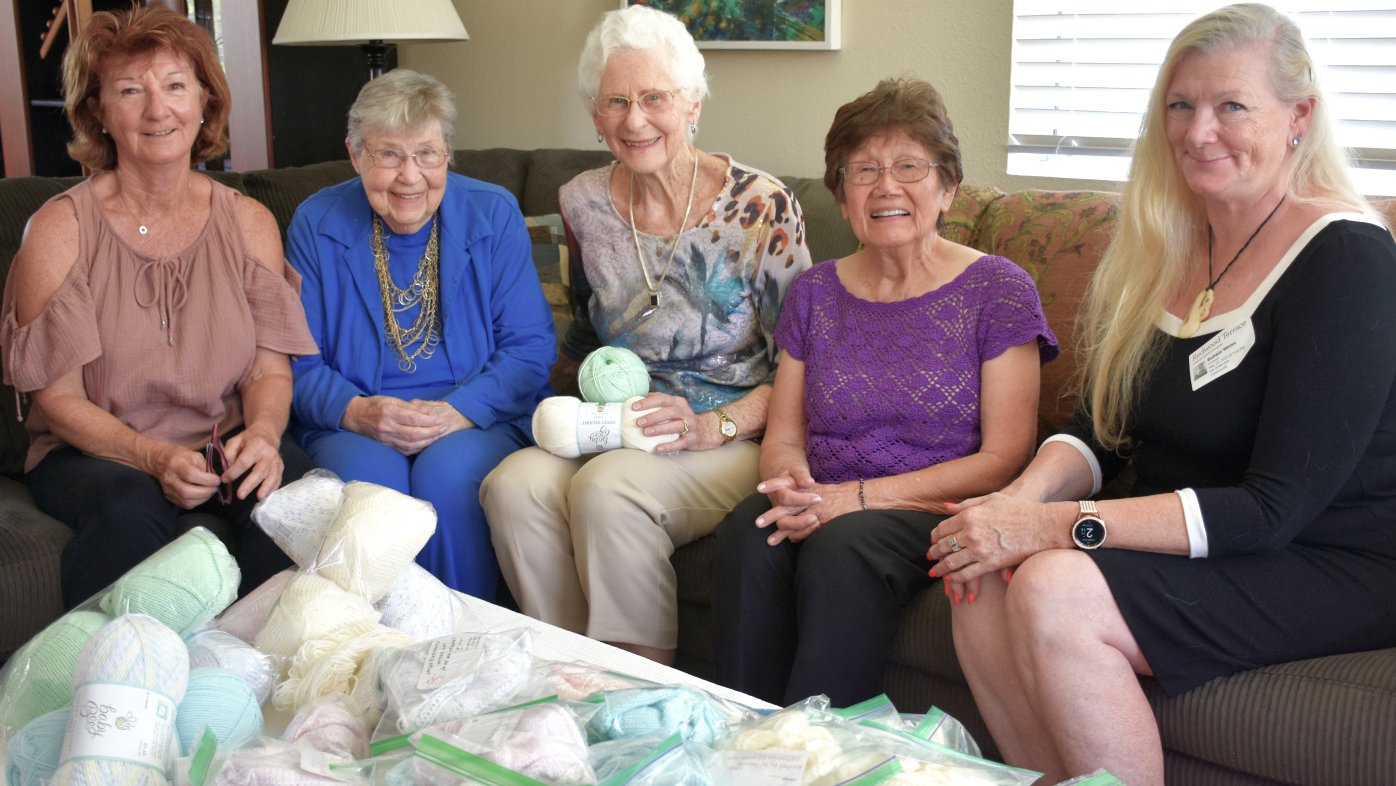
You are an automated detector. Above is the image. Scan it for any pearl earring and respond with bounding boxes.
[1292,135,1302,147]
[101,128,108,135]
[200,117,206,125]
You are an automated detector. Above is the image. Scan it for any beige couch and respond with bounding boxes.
[2,150,1393,785]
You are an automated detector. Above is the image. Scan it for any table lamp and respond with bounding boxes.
[272,0,468,81]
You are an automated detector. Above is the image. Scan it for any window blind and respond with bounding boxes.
[1008,2,1396,192]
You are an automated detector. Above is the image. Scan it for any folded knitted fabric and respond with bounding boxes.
[425,703,594,785]
[585,685,732,746]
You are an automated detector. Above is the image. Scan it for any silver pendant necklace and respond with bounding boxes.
[629,150,700,319]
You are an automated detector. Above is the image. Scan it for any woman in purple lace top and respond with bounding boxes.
[711,78,1058,706]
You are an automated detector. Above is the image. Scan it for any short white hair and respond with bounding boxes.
[346,68,456,155]
[576,4,709,110]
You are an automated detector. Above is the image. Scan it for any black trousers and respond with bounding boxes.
[711,491,944,707]
[29,433,309,609]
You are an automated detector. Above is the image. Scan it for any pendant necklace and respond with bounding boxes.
[1178,195,1285,339]
[629,150,700,319]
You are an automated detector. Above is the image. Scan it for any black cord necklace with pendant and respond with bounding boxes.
[1178,195,1286,338]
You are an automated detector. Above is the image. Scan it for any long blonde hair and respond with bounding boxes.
[1079,2,1367,449]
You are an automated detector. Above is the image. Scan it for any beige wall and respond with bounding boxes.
[402,0,1119,193]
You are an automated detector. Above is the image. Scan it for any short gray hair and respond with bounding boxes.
[346,68,456,155]
[576,4,709,110]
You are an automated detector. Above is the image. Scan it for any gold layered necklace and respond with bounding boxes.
[1178,195,1286,339]
[372,214,441,371]
[629,151,700,319]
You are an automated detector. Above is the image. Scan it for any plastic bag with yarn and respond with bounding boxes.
[589,732,718,786]
[404,701,595,785]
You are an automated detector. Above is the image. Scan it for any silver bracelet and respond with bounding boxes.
[858,478,868,511]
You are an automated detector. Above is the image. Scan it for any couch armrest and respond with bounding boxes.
[0,476,71,665]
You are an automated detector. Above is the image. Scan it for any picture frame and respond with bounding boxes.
[623,0,841,51]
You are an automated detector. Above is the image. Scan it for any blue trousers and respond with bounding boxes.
[303,422,529,599]
[29,434,309,609]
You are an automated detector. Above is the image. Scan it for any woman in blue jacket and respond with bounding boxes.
[287,69,554,598]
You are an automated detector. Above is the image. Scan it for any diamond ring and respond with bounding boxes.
[948,536,963,553]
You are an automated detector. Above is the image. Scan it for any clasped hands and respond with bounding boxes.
[343,395,473,455]
[753,468,860,546]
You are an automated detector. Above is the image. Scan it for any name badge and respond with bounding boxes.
[1188,318,1255,391]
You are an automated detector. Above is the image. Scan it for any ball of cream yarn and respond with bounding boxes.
[532,396,678,458]
[314,481,436,602]
[578,346,650,403]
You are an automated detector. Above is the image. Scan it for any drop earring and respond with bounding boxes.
[597,133,604,144]
[688,121,698,135]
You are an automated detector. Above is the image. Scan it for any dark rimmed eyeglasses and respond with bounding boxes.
[839,158,940,186]
[205,423,233,505]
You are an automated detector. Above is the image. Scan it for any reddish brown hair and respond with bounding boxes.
[823,78,963,228]
[62,4,230,170]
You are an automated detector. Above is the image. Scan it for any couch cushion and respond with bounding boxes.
[970,190,1120,432]
[0,476,70,664]
[785,178,858,263]
[944,183,1006,248]
[521,149,616,217]
[241,160,357,238]
[455,148,533,205]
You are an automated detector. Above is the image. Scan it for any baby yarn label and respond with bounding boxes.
[723,750,807,785]
[61,682,176,770]
[576,402,623,453]
[418,633,490,691]
[1188,318,1255,391]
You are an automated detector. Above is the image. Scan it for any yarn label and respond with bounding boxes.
[1188,318,1255,391]
[418,633,492,690]
[576,402,623,453]
[61,682,177,771]
[722,750,808,785]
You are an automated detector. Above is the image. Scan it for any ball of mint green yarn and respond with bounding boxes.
[99,526,240,637]
[176,667,264,755]
[0,609,110,734]
[6,707,68,786]
[578,346,650,403]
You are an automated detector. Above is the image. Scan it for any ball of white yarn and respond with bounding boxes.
[215,569,294,645]
[254,572,379,664]
[251,470,346,567]
[375,564,470,642]
[314,482,436,602]
[532,396,678,458]
[52,614,190,785]
[532,396,583,458]
[186,627,276,705]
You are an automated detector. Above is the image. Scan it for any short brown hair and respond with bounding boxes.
[823,78,963,225]
[62,4,230,171]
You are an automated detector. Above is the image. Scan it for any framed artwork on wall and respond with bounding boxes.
[624,0,840,50]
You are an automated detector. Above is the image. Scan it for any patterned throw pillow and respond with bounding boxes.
[524,214,569,308]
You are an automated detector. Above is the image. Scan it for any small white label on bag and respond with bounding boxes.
[61,682,177,771]
[722,751,808,785]
[1189,318,1255,391]
[576,402,624,453]
[418,633,489,690]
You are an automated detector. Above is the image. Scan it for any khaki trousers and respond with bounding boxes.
[480,441,760,649]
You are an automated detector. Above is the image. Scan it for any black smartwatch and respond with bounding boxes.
[1072,500,1107,550]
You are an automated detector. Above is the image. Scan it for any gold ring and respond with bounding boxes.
[948,536,963,553]
[679,419,690,435]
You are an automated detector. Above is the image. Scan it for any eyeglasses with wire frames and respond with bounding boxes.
[839,158,941,186]
[204,423,233,505]
[365,147,449,170]
[591,88,684,118]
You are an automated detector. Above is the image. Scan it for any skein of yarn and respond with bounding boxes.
[314,482,436,602]
[176,667,263,755]
[99,526,240,636]
[186,627,277,705]
[532,396,678,458]
[0,609,111,737]
[52,613,190,785]
[254,572,379,664]
[274,620,414,715]
[6,707,68,786]
[578,346,650,403]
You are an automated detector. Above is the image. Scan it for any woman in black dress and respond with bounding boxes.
[928,5,1396,783]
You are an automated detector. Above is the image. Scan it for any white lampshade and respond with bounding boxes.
[273,0,468,45]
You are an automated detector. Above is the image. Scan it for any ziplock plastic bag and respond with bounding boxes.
[373,628,534,746]
[591,732,717,786]
[405,701,594,785]
[530,659,657,702]
[382,731,572,786]
[831,694,902,728]
[578,684,753,746]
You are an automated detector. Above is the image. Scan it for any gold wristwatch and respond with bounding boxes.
[713,408,737,442]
